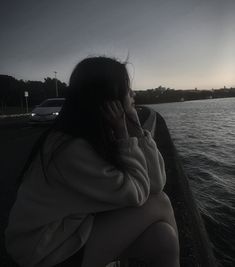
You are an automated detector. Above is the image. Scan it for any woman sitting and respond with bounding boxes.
[5,56,180,267]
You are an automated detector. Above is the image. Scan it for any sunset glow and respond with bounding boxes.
[1,0,234,90]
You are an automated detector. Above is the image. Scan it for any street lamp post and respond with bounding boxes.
[24,91,29,113]
[54,71,58,97]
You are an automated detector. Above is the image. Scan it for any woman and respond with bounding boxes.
[5,56,180,267]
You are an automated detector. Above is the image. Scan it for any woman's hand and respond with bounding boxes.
[100,101,129,139]
[123,104,144,138]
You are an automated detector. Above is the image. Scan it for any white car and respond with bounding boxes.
[30,98,65,123]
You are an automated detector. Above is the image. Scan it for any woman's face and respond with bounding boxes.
[123,88,136,110]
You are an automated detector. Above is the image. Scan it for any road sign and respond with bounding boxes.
[24,91,29,97]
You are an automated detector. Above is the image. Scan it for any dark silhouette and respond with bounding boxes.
[5,56,180,267]
[134,86,235,104]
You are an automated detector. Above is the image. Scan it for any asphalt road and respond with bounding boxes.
[0,118,49,234]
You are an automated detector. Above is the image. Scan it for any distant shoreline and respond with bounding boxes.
[1,96,234,118]
[134,88,235,105]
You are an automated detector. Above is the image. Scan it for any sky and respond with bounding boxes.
[1,0,235,90]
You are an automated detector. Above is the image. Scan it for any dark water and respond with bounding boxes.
[148,97,235,267]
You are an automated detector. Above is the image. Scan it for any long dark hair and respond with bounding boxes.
[19,56,141,185]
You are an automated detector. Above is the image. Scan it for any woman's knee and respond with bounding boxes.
[143,192,174,220]
[150,191,172,208]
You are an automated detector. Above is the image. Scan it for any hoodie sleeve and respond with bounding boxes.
[137,130,166,194]
[52,137,150,209]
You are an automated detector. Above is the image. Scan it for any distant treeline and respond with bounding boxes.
[0,75,235,111]
[0,75,67,112]
[135,86,235,104]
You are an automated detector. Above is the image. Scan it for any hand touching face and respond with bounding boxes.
[123,88,136,112]
[100,101,126,130]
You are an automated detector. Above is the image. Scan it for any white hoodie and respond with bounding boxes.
[5,129,166,267]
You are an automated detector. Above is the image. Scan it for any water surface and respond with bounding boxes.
[148,97,235,267]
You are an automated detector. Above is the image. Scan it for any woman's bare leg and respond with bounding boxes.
[119,221,180,267]
[81,192,180,267]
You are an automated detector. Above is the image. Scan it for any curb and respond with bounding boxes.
[0,114,31,119]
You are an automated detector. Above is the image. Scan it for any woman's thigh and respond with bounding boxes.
[81,192,178,267]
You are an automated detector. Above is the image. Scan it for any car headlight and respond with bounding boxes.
[31,113,36,116]
[52,112,59,116]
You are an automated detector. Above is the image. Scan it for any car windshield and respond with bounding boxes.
[39,99,64,107]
